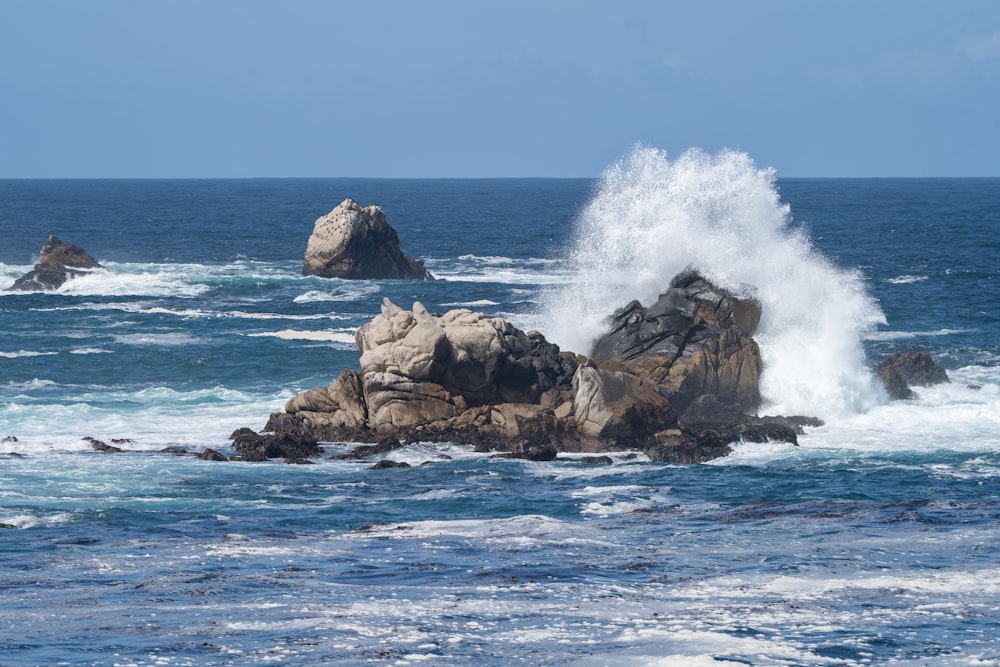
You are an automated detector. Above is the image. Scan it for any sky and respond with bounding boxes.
[1,0,998,178]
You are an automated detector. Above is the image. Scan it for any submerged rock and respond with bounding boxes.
[8,235,103,291]
[302,198,433,280]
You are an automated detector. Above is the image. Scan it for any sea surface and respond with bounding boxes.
[1,147,999,666]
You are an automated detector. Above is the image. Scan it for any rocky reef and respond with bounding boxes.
[302,198,433,280]
[238,269,813,463]
[7,235,102,291]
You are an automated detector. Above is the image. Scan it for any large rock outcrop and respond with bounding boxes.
[589,268,763,419]
[8,236,102,291]
[302,198,433,280]
[236,270,805,464]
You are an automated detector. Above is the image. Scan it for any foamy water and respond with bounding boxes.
[539,146,887,420]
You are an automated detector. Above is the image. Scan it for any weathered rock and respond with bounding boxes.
[371,459,411,469]
[355,299,576,428]
[877,364,914,400]
[229,426,324,462]
[241,270,800,464]
[302,198,433,280]
[875,351,949,399]
[8,235,103,291]
[330,437,404,460]
[198,448,229,462]
[590,268,763,419]
[489,442,558,461]
[572,362,676,447]
[645,417,800,464]
[86,437,123,453]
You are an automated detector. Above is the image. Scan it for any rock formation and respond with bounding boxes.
[236,269,806,463]
[302,198,433,280]
[589,267,763,419]
[875,351,950,400]
[8,235,102,291]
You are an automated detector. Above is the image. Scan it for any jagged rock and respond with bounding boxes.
[240,270,809,464]
[302,198,433,280]
[8,235,103,291]
[590,268,763,419]
[572,362,676,446]
[355,299,576,428]
[284,457,315,465]
[371,459,411,469]
[229,426,323,462]
[489,442,558,461]
[86,437,123,453]
[330,437,404,460]
[875,351,949,399]
[646,418,800,464]
[198,448,229,462]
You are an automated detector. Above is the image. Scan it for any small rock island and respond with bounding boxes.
[302,198,434,280]
[7,235,103,291]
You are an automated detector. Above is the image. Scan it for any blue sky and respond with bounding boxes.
[1,0,998,178]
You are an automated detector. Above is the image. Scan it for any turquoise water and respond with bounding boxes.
[1,152,999,665]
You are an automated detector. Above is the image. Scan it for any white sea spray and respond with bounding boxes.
[538,146,887,419]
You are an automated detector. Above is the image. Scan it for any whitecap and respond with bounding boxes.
[113,332,202,346]
[865,328,972,341]
[246,329,357,344]
[356,515,615,547]
[69,348,111,355]
[225,311,346,321]
[0,350,58,359]
[887,274,929,284]
[293,283,381,303]
[442,299,501,307]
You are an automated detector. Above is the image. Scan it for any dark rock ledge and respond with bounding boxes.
[8,235,103,291]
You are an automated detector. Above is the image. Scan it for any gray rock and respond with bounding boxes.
[302,198,433,280]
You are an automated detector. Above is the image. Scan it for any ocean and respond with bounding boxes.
[1,147,999,666]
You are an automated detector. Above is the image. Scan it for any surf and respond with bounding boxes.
[537,146,887,420]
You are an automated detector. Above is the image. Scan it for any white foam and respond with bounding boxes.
[0,385,290,451]
[293,283,382,303]
[537,146,886,420]
[887,274,929,284]
[428,255,569,285]
[0,350,58,359]
[54,264,210,297]
[247,329,356,344]
[357,515,615,547]
[865,327,971,341]
[442,299,501,307]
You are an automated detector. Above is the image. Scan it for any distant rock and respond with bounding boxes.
[302,198,433,280]
[875,351,949,400]
[8,235,103,291]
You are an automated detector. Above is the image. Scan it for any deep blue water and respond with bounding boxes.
[1,163,999,666]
